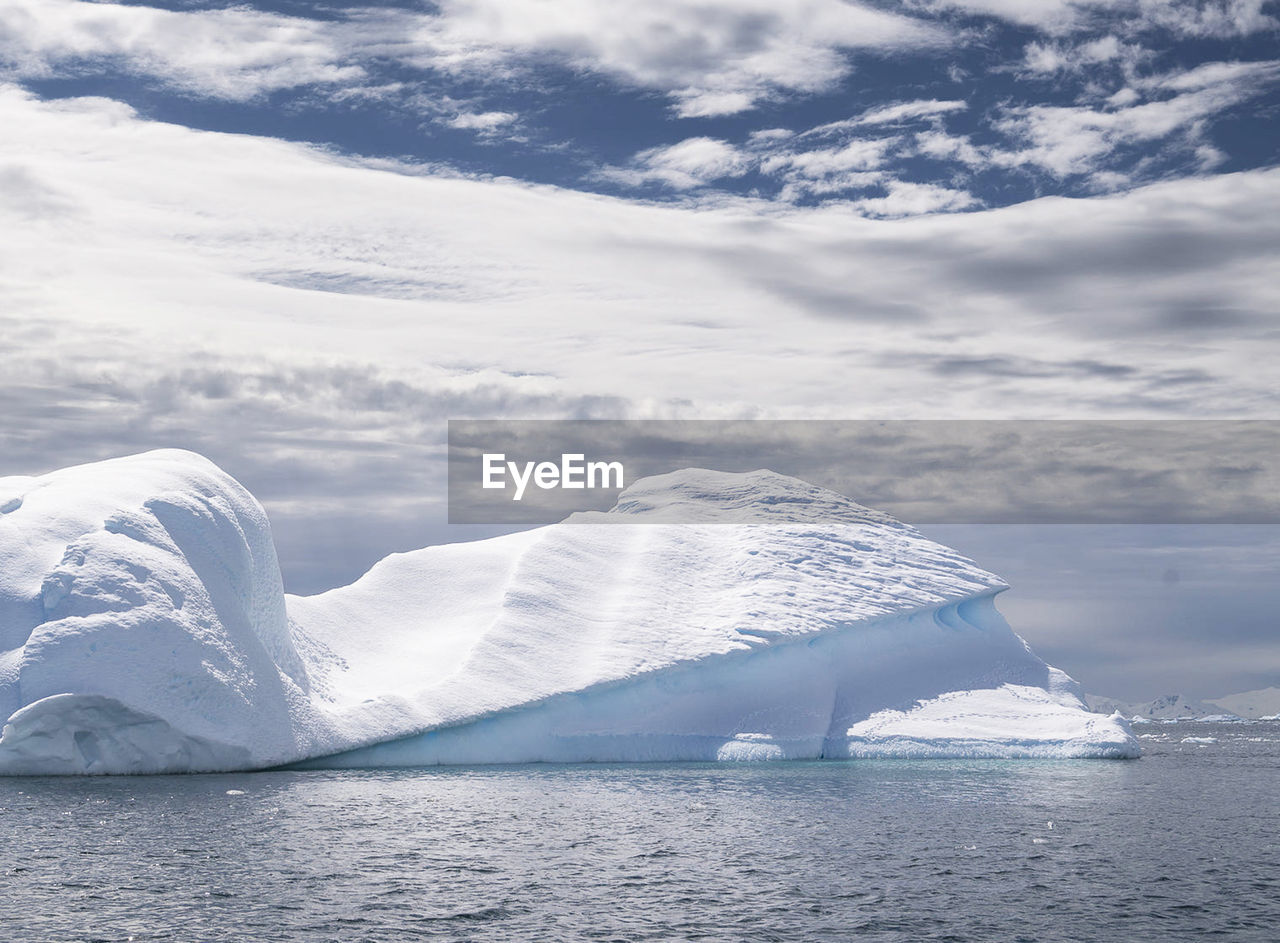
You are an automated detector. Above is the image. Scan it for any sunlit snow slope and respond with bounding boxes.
[0,451,1137,774]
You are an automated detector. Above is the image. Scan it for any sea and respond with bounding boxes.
[1,720,1275,942]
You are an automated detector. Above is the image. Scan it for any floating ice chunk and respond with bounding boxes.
[841,685,1139,759]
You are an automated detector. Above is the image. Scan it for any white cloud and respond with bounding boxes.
[406,0,950,116]
[854,98,969,126]
[600,129,903,202]
[804,99,968,137]
[592,51,1274,203]
[1021,34,1148,74]
[445,110,518,132]
[597,137,751,190]
[914,128,987,167]
[763,137,898,177]
[993,59,1280,177]
[602,102,975,204]
[2,84,1277,434]
[930,0,1277,37]
[851,180,978,217]
[1148,58,1280,92]
[0,0,363,99]
[0,0,951,117]
[1133,0,1278,37]
[924,0,1129,34]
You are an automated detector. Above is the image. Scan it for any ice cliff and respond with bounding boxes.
[0,450,1137,774]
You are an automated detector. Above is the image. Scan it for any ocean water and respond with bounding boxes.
[1,721,1276,942]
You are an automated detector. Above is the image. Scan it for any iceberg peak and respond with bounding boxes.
[594,467,904,527]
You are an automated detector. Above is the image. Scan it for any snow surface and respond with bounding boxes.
[0,452,1137,774]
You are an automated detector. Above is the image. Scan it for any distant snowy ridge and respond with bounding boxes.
[0,451,1137,774]
[1087,687,1280,722]
[1206,686,1280,721]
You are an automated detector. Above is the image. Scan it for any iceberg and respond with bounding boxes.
[0,450,1138,774]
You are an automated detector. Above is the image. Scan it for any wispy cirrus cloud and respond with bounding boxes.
[641,56,1280,199]
[594,98,977,211]
[990,58,1280,180]
[926,0,1278,37]
[817,98,969,129]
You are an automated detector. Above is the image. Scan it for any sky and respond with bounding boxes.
[0,0,1277,701]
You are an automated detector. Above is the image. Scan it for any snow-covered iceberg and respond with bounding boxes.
[0,450,1137,774]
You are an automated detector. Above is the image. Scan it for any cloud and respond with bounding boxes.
[597,129,901,203]
[596,137,751,190]
[832,56,1280,193]
[849,180,978,216]
[599,101,978,208]
[444,110,519,133]
[3,84,1278,446]
[929,0,1278,37]
[594,44,1275,204]
[1133,0,1279,37]
[985,58,1280,180]
[923,0,1130,33]
[848,98,969,126]
[405,0,951,116]
[1020,34,1148,74]
[763,137,899,185]
[0,0,950,117]
[0,0,364,99]
[803,99,968,136]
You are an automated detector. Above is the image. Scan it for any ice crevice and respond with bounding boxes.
[0,451,1138,774]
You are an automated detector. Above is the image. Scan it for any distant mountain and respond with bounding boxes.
[1084,693,1238,721]
[1208,686,1280,721]
[1086,686,1280,721]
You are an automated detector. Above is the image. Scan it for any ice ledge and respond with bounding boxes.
[0,694,252,775]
